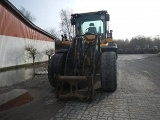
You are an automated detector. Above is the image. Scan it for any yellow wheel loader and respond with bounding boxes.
[48,10,117,100]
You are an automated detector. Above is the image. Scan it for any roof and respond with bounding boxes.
[1,0,56,40]
[71,10,108,17]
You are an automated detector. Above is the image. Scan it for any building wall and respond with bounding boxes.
[0,3,54,41]
[0,35,55,68]
[0,3,55,68]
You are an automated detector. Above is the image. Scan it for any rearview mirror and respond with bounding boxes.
[105,14,110,21]
[71,17,76,25]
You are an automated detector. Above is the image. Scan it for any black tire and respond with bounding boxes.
[100,52,117,92]
[48,53,66,88]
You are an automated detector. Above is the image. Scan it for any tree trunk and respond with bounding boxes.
[33,56,35,76]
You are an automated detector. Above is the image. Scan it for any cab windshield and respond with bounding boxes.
[77,14,105,36]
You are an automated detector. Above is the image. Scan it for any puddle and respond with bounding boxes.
[0,68,33,87]
[0,89,33,112]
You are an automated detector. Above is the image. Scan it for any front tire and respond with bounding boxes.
[100,52,117,92]
[48,53,66,88]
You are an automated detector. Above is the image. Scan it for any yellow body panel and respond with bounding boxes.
[62,41,71,45]
[100,37,112,44]
[100,43,108,47]
[83,35,96,41]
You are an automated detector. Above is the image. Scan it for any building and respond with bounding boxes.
[0,0,55,69]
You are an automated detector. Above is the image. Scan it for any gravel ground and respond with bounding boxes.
[0,54,160,120]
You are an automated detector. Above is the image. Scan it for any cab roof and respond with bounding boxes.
[71,10,108,18]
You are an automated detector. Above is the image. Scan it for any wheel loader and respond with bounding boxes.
[48,10,117,100]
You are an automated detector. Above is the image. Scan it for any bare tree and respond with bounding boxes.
[19,6,36,22]
[59,8,73,39]
[45,49,55,63]
[25,45,37,75]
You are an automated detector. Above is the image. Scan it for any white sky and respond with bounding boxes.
[9,0,160,40]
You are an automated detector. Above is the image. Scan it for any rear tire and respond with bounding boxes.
[48,53,66,88]
[100,52,117,92]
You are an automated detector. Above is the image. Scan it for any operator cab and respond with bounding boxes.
[71,10,110,40]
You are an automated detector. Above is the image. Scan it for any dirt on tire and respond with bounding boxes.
[100,52,117,92]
